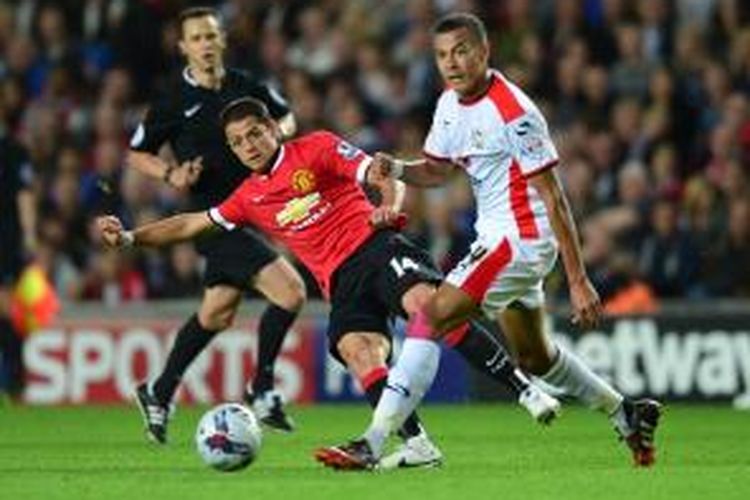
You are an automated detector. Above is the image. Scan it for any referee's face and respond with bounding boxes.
[225,116,280,173]
[179,15,226,72]
[434,27,490,98]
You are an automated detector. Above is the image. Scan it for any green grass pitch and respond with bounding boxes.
[1,403,748,500]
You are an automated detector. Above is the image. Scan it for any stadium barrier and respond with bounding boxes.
[20,301,750,406]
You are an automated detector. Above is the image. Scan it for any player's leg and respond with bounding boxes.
[498,302,662,466]
[247,255,306,432]
[379,281,559,439]
[396,236,559,423]
[314,273,442,470]
[136,284,240,444]
[336,331,442,469]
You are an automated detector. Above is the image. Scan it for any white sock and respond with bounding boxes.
[363,338,441,457]
[540,344,623,414]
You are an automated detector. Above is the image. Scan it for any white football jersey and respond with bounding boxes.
[424,70,558,244]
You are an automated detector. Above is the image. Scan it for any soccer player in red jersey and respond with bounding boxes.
[97,96,560,469]
[320,13,662,470]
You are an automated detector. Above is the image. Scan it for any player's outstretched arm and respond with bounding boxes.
[528,168,603,329]
[96,212,214,249]
[371,153,455,187]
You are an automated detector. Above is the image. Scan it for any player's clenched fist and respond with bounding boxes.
[96,215,133,248]
[369,206,403,229]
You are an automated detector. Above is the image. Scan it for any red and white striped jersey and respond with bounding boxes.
[424,69,558,244]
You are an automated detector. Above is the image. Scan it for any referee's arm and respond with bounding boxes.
[126,148,173,182]
[127,102,201,189]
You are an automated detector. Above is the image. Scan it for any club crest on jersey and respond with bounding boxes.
[292,169,316,193]
[336,140,360,160]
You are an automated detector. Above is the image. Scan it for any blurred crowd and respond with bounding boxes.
[0,0,748,309]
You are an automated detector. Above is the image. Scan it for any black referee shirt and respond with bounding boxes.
[0,133,33,256]
[129,67,291,210]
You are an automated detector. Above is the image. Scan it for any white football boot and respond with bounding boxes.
[378,432,444,470]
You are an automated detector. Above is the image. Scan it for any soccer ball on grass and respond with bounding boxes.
[195,403,262,472]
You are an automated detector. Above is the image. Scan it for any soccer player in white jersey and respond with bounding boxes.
[316,12,662,470]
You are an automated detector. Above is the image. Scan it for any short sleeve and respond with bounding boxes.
[504,108,559,177]
[423,94,453,161]
[254,83,291,120]
[209,188,250,231]
[317,132,372,184]
[129,98,180,154]
[234,71,291,120]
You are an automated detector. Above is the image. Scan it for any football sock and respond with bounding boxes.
[447,320,532,397]
[363,317,440,457]
[153,314,217,405]
[252,304,298,394]
[0,316,24,397]
[360,366,424,439]
[540,343,623,414]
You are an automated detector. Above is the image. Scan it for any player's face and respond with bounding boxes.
[179,15,226,71]
[433,27,489,97]
[225,116,280,172]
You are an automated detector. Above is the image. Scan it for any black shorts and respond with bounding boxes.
[197,228,279,290]
[326,230,443,363]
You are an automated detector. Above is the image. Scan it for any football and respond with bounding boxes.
[195,403,263,472]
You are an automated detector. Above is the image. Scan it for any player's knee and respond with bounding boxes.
[338,340,383,378]
[423,296,458,335]
[276,276,306,312]
[198,307,236,331]
[401,283,435,317]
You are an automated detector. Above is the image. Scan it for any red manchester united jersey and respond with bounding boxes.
[209,131,375,296]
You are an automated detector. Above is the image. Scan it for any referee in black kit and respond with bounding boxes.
[128,7,305,443]
[0,93,37,402]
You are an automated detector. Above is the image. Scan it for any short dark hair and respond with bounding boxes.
[432,12,488,44]
[178,6,222,37]
[220,97,271,130]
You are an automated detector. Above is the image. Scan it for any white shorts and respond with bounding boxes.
[445,234,558,315]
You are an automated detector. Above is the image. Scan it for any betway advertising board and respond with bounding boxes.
[550,315,750,404]
[21,311,750,405]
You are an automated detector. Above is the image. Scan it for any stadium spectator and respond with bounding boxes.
[639,197,701,297]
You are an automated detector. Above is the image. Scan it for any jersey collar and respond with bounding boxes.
[182,66,226,88]
[258,145,286,179]
[182,67,199,87]
[457,70,496,105]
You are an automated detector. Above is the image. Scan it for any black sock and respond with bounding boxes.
[0,317,24,397]
[152,314,217,405]
[451,319,530,397]
[252,304,298,394]
[362,369,423,440]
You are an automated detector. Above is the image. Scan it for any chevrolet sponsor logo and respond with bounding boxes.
[276,192,321,227]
